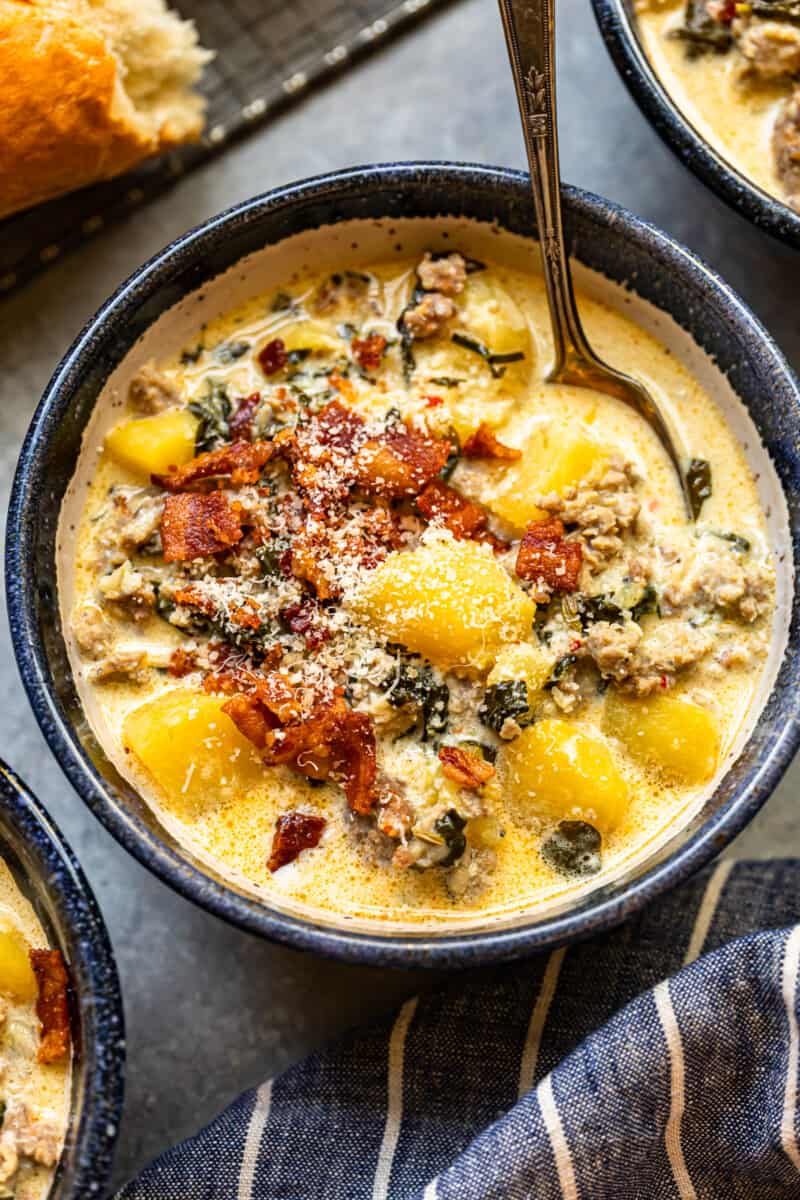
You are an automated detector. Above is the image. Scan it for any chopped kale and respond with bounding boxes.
[544,654,578,689]
[478,680,531,733]
[670,0,733,55]
[450,332,525,379]
[214,340,250,364]
[188,380,231,452]
[577,595,625,627]
[256,537,291,577]
[708,530,751,554]
[630,584,660,622]
[686,457,713,520]
[0,1100,6,1128]
[439,434,461,481]
[382,657,449,741]
[287,348,312,366]
[180,343,204,365]
[534,606,555,644]
[541,820,602,877]
[271,291,294,312]
[338,321,358,340]
[433,809,467,867]
[428,376,464,388]
[457,739,498,764]
[396,286,426,384]
[384,407,404,432]
[751,1,800,25]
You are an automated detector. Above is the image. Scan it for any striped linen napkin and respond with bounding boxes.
[116,859,800,1199]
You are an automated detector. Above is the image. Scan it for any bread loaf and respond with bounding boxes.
[0,0,211,219]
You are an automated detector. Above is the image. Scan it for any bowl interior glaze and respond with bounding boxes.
[591,0,800,250]
[8,163,800,966]
[0,763,124,1197]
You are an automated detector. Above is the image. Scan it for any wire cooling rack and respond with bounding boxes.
[0,0,452,296]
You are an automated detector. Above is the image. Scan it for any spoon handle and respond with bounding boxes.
[497,0,594,379]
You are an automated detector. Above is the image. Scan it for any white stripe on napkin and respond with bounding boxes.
[683,860,734,965]
[422,1180,438,1199]
[237,1079,273,1200]
[518,948,567,1098]
[780,925,800,1171]
[654,981,696,1200]
[538,1073,579,1200]
[372,996,419,1200]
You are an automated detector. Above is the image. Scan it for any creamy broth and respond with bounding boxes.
[62,249,777,929]
[638,0,800,209]
[0,858,70,1199]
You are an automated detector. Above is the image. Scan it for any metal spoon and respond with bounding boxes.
[497,0,693,515]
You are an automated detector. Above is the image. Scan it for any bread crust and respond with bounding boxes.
[0,0,201,219]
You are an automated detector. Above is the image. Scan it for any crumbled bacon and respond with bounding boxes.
[352,333,386,373]
[172,584,218,617]
[354,428,451,498]
[223,687,377,813]
[515,517,582,595]
[229,392,262,440]
[281,597,331,649]
[276,400,368,507]
[152,440,272,491]
[168,647,197,677]
[290,509,400,599]
[438,745,495,789]
[161,493,245,562]
[258,338,288,375]
[462,423,521,461]
[268,811,327,873]
[417,479,506,552]
[329,370,357,403]
[29,949,70,1064]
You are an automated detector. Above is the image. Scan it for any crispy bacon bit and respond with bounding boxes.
[462,422,521,461]
[329,370,357,403]
[277,400,368,506]
[290,509,400,599]
[224,688,377,813]
[29,949,70,1064]
[355,428,451,498]
[161,493,244,562]
[173,584,218,617]
[425,394,444,408]
[153,440,272,491]
[168,647,197,677]
[229,392,262,440]
[268,811,327,873]
[282,597,331,649]
[417,479,506,552]
[229,598,263,630]
[515,517,582,594]
[352,333,386,373]
[258,338,288,375]
[438,745,495,789]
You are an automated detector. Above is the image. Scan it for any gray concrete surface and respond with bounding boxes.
[0,0,797,1188]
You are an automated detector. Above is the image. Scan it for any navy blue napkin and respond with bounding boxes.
[117,859,800,1199]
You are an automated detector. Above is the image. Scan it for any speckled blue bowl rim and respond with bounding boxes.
[591,0,800,250]
[7,162,800,968]
[0,761,124,1196]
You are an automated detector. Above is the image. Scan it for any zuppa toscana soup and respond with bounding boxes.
[0,859,70,1198]
[63,250,776,924]
[638,0,800,210]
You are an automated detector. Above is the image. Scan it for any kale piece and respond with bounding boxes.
[544,654,578,690]
[686,457,712,520]
[382,657,450,741]
[450,332,525,379]
[188,381,231,452]
[433,810,467,867]
[541,820,602,877]
[478,680,531,733]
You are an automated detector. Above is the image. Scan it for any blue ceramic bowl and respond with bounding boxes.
[0,761,124,1195]
[7,163,800,967]
[591,0,800,249]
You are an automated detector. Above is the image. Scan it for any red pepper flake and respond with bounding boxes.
[268,811,327,873]
[352,333,386,372]
[229,392,261,439]
[425,394,444,408]
[569,639,583,653]
[258,338,287,376]
[660,674,668,689]
[168,647,197,677]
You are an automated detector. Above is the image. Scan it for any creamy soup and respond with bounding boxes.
[638,0,800,209]
[0,855,70,1199]
[63,249,776,927]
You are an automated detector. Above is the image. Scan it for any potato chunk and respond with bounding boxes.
[0,923,36,1001]
[502,718,628,832]
[604,691,720,784]
[354,536,536,672]
[488,641,553,700]
[123,690,266,818]
[105,409,198,478]
[488,435,605,534]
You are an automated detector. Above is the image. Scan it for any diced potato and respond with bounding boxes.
[354,536,536,672]
[0,923,36,1001]
[502,718,629,832]
[603,691,720,784]
[105,409,198,478]
[488,641,553,698]
[487,434,605,534]
[123,690,266,819]
[276,319,342,356]
[454,274,533,389]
